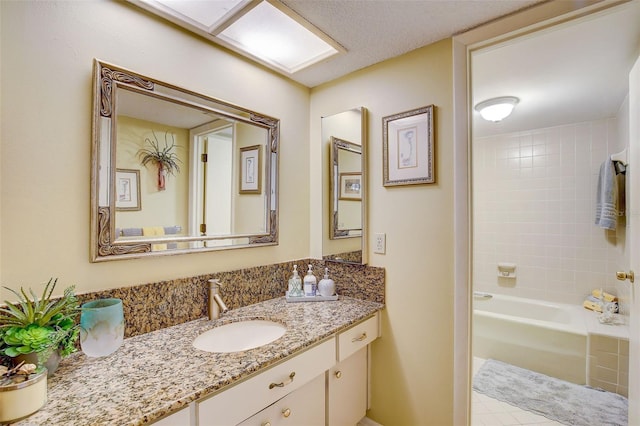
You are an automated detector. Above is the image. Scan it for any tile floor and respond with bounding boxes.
[471,358,565,426]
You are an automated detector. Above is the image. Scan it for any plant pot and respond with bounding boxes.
[16,350,61,377]
[0,369,47,423]
[157,163,167,190]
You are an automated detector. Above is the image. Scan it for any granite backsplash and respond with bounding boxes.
[76,259,384,338]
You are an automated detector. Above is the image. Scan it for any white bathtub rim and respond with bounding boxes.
[474,306,587,335]
[473,293,628,339]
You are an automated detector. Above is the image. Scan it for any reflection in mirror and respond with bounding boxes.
[330,137,362,238]
[321,107,367,265]
[91,60,279,261]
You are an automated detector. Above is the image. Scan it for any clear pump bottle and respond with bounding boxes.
[288,265,303,297]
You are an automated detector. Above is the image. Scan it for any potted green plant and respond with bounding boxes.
[137,130,181,191]
[0,278,80,375]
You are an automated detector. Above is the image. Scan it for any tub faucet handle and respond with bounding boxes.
[616,270,634,284]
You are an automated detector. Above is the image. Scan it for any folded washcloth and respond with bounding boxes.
[583,299,603,312]
[595,159,618,230]
[586,295,602,304]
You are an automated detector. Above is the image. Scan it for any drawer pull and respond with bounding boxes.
[352,332,367,342]
[282,408,291,418]
[262,423,271,426]
[335,370,342,379]
[269,372,295,389]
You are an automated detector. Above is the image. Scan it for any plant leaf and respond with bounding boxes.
[19,287,35,324]
[1,301,29,325]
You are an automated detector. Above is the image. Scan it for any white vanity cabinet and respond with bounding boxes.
[156,312,380,426]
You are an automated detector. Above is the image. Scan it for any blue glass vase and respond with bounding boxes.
[80,298,124,357]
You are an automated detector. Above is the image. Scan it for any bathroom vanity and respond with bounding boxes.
[16,296,383,425]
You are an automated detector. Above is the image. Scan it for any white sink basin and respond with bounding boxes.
[193,320,287,353]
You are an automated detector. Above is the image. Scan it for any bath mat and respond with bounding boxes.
[473,359,628,426]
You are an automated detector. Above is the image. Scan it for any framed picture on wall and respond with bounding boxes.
[339,172,362,200]
[115,169,141,211]
[382,105,435,186]
[239,145,262,194]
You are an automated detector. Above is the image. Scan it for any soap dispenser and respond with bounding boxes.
[318,267,336,297]
[288,265,303,297]
[303,264,318,296]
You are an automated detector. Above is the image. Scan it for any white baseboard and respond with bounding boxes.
[358,416,384,426]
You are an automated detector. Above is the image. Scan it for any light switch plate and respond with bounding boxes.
[374,233,386,254]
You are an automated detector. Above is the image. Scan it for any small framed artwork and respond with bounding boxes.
[339,172,362,200]
[115,169,141,211]
[382,105,435,186]
[239,145,262,194]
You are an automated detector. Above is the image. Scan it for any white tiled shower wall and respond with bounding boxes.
[473,114,630,307]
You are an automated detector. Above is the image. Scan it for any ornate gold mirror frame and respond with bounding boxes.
[90,60,279,261]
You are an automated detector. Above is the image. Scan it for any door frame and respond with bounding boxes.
[451,1,631,424]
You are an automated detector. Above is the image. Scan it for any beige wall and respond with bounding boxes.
[310,39,455,425]
[0,1,310,295]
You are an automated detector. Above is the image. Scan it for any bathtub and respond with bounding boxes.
[473,293,588,384]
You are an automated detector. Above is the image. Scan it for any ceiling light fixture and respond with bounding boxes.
[128,0,345,75]
[474,96,519,122]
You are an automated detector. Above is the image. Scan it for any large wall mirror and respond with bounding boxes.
[91,60,279,261]
[322,107,367,264]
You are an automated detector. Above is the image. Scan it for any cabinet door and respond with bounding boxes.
[328,347,367,426]
[239,373,325,426]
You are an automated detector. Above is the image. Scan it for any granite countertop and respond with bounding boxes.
[17,296,384,426]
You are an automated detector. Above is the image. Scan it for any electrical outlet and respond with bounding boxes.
[374,233,386,254]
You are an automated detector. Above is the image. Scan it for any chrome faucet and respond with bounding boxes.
[208,279,229,320]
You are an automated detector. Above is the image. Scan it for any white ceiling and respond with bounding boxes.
[472,1,640,137]
[126,1,640,137]
[281,0,545,87]
[128,0,546,87]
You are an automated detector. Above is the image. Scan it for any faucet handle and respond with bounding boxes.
[208,279,224,290]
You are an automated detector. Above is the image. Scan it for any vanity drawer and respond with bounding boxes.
[337,313,379,361]
[197,338,335,426]
[237,373,325,426]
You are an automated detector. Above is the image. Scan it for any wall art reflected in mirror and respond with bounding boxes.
[321,107,367,265]
[91,60,279,261]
